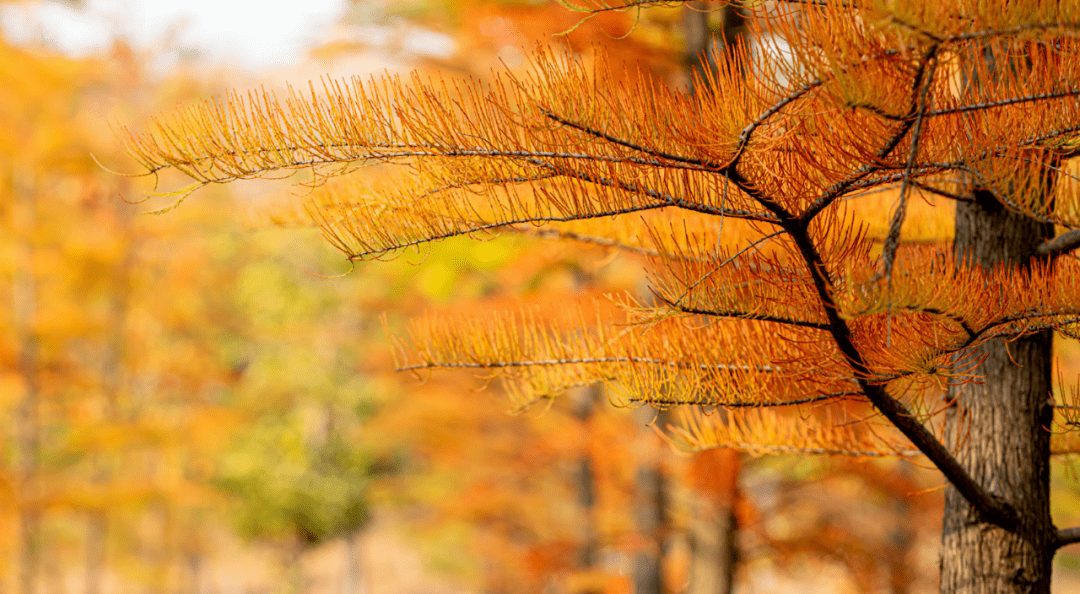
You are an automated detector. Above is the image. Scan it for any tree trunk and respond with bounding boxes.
[632,407,669,594]
[12,164,40,594]
[683,1,747,94]
[343,530,364,594]
[571,385,600,569]
[942,189,1055,593]
[87,193,131,594]
[633,463,665,594]
[685,448,740,594]
[85,512,107,594]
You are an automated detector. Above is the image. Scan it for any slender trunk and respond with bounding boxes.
[186,551,203,594]
[85,512,107,594]
[684,1,747,93]
[886,461,916,594]
[572,385,600,569]
[343,530,363,594]
[632,463,665,594]
[86,193,131,594]
[12,164,40,594]
[685,448,740,594]
[632,406,669,594]
[287,536,306,594]
[942,189,1055,593]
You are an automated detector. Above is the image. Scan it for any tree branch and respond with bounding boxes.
[802,47,942,221]
[540,108,726,171]
[397,356,777,374]
[1054,526,1080,549]
[882,46,940,280]
[662,301,830,330]
[1035,229,1080,260]
[635,391,860,409]
[785,219,1023,534]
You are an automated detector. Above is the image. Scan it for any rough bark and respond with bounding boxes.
[941,189,1055,594]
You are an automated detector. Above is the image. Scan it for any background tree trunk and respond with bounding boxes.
[685,449,740,594]
[572,385,600,570]
[632,462,666,594]
[683,1,747,94]
[942,189,1055,593]
[12,164,40,594]
[632,407,670,594]
[343,530,364,594]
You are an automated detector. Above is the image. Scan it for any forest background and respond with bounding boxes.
[4,1,1080,593]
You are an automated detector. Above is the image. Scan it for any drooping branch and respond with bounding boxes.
[783,217,1022,533]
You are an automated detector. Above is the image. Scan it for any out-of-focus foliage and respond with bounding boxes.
[215,419,373,545]
[338,0,684,78]
[0,35,248,592]
[0,32,390,593]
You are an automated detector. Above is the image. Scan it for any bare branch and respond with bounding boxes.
[1035,230,1080,260]
[1054,526,1080,549]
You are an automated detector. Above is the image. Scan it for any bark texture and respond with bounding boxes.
[941,190,1055,594]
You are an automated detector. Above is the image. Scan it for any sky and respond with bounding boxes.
[0,0,352,70]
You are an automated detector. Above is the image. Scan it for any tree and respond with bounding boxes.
[121,1,1080,592]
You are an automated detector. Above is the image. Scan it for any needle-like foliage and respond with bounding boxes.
[124,0,1080,577]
